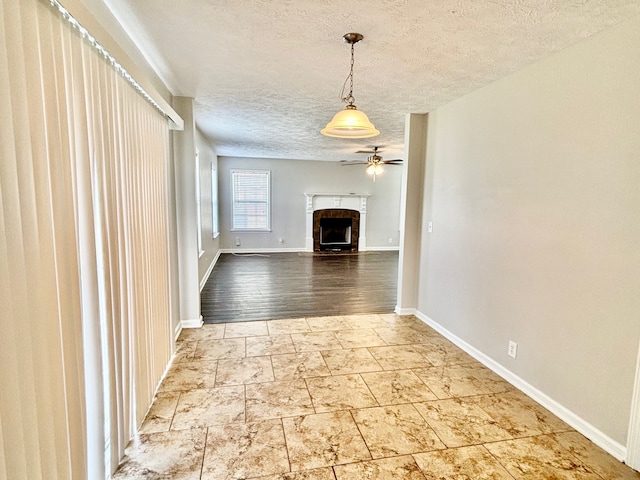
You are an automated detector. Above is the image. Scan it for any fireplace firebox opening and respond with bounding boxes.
[320,218,352,248]
[313,209,360,252]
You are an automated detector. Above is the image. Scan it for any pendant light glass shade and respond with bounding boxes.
[321,105,380,138]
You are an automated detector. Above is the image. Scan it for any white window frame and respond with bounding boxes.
[211,164,219,239]
[231,169,271,232]
[195,149,204,257]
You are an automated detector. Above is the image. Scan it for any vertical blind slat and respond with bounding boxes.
[1,1,174,478]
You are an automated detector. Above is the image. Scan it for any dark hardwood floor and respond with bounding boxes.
[201,251,398,323]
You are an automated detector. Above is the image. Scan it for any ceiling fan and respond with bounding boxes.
[340,146,403,181]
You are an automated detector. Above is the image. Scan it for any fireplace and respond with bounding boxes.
[304,193,369,252]
[313,209,360,252]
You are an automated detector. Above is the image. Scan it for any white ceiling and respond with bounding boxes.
[101,0,640,162]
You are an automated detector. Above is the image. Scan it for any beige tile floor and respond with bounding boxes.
[113,314,640,480]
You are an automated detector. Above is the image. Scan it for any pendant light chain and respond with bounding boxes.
[345,42,356,105]
[339,34,361,106]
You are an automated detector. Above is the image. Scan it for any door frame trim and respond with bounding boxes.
[626,342,640,469]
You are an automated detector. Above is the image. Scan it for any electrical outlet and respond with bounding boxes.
[508,341,518,359]
[278,237,284,244]
[388,237,393,244]
[428,221,433,233]
[234,236,241,246]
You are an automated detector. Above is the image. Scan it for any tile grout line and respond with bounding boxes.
[168,391,181,432]
[356,372,381,408]
[243,384,248,425]
[198,427,209,480]
[348,408,374,462]
[409,401,449,452]
[280,417,293,475]
[479,442,522,480]
[303,377,319,415]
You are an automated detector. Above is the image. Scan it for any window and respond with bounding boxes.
[211,164,219,238]
[231,169,271,231]
[195,150,204,256]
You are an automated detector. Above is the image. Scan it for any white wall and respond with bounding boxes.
[218,157,403,251]
[396,114,427,312]
[196,128,221,284]
[417,15,640,447]
[78,0,172,101]
[172,97,202,328]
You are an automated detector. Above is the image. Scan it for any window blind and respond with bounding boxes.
[231,170,271,231]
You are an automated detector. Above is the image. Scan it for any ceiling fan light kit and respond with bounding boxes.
[321,33,379,139]
[366,163,384,176]
[340,146,403,181]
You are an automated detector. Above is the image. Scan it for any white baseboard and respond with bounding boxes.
[182,316,203,329]
[218,247,399,254]
[626,345,640,469]
[173,321,183,341]
[219,247,307,254]
[414,310,627,462]
[200,249,222,292]
[395,306,417,316]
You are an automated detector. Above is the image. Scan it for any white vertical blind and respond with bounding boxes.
[231,169,271,231]
[0,0,175,478]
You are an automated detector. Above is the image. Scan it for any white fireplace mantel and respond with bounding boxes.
[304,193,370,251]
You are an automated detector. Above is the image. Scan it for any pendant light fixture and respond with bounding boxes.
[321,33,379,139]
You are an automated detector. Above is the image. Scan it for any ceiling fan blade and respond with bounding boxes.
[382,159,403,164]
[364,144,388,150]
[339,161,369,165]
[355,149,377,154]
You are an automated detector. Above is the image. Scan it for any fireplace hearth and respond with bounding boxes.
[313,209,360,252]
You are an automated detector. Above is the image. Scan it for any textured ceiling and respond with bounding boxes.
[100,0,640,162]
